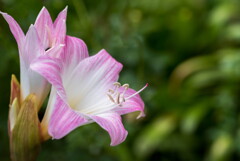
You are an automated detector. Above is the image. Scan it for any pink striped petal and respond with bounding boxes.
[90,112,128,146]
[66,49,122,89]
[53,6,67,28]
[0,11,24,47]
[20,25,46,102]
[53,6,67,45]
[34,7,53,49]
[62,36,89,67]
[30,56,66,100]
[64,49,123,112]
[23,25,44,65]
[20,25,49,105]
[49,95,88,139]
[20,67,50,107]
[114,87,145,118]
[46,44,65,58]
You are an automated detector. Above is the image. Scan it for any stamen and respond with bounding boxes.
[122,84,129,89]
[113,82,121,87]
[120,94,125,102]
[121,84,129,96]
[112,82,121,92]
[107,94,115,103]
[106,83,148,107]
[116,92,121,104]
[107,82,127,106]
[108,89,114,94]
[83,83,148,115]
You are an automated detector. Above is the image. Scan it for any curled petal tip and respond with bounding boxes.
[0,11,8,16]
[64,6,68,11]
[29,24,35,28]
[26,24,37,35]
[100,49,107,53]
[137,112,146,119]
[40,6,48,12]
[110,130,128,146]
[36,6,50,19]
[0,12,10,19]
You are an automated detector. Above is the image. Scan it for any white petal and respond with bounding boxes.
[63,49,122,114]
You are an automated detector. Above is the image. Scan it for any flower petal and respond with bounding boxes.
[0,11,24,47]
[114,87,145,118]
[46,43,65,58]
[49,95,88,139]
[34,7,53,49]
[53,6,67,28]
[62,36,89,67]
[41,88,57,140]
[23,25,44,66]
[90,112,128,146]
[20,25,50,106]
[64,49,123,113]
[61,36,89,83]
[53,6,67,45]
[21,67,50,109]
[30,55,66,100]
[9,98,20,131]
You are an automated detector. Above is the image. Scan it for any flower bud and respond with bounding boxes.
[10,94,41,161]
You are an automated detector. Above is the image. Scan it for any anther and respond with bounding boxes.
[113,82,121,87]
[108,89,114,94]
[122,84,129,90]
[121,84,129,99]
[107,82,147,106]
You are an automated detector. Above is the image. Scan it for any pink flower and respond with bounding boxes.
[1,7,67,107]
[31,37,147,146]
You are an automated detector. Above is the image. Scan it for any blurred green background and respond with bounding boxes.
[0,0,240,161]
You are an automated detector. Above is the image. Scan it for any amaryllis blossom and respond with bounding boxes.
[0,7,67,107]
[31,38,147,146]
